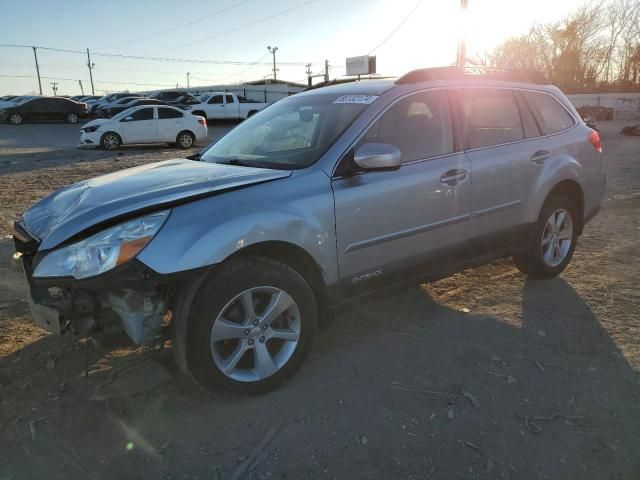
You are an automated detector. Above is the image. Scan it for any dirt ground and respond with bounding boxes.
[0,121,639,479]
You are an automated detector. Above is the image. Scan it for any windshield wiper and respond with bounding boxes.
[217,158,285,170]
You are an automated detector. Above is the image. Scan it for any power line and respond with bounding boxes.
[224,53,271,82]
[0,74,175,88]
[148,0,317,55]
[99,0,253,49]
[368,0,424,54]
[0,43,308,66]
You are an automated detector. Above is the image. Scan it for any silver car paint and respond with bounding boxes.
[24,78,604,303]
[139,79,604,291]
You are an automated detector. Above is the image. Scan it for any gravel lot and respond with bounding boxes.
[0,120,639,479]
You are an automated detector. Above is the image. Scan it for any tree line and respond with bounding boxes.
[470,0,640,93]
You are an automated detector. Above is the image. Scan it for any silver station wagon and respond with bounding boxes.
[13,67,605,394]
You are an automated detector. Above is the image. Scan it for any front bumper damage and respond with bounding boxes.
[15,229,180,347]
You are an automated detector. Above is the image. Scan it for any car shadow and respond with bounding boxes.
[0,268,638,479]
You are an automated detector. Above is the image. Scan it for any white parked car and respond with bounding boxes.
[79,105,207,150]
[190,92,269,121]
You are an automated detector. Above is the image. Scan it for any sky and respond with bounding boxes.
[0,0,585,96]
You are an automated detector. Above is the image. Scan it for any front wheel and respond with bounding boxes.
[185,257,317,394]
[513,195,578,279]
[9,113,23,125]
[100,132,121,151]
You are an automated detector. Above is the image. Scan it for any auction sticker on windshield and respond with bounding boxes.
[333,95,378,104]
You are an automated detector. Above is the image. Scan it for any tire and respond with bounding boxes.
[8,113,23,125]
[513,195,579,279]
[186,257,318,394]
[176,131,195,149]
[100,132,121,151]
[247,110,258,118]
[65,112,79,124]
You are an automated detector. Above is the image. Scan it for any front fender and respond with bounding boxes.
[137,170,338,286]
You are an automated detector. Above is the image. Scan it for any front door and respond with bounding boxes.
[207,94,226,119]
[120,107,156,144]
[332,89,471,295]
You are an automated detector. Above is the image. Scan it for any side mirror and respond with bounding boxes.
[122,116,133,122]
[353,143,402,170]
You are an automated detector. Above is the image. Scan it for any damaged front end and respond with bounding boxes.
[14,212,178,347]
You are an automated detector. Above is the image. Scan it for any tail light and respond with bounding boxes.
[197,117,206,126]
[588,130,602,153]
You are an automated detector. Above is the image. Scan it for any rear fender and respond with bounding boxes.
[526,154,585,222]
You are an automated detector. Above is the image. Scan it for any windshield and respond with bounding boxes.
[201,93,372,169]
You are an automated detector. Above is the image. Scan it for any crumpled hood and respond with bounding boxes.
[81,118,111,129]
[22,159,291,250]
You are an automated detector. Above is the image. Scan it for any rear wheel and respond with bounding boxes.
[100,132,121,151]
[8,113,23,125]
[186,257,317,394]
[65,112,79,124]
[513,195,578,279]
[176,131,195,149]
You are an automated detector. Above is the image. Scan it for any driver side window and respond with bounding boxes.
[359,90,454,163]
[208,95,223,104]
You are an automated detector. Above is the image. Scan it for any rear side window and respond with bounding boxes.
[460,89,524,149]
[360,90,454,163]
[224,94,234,104]
[524,92,575,135]
[158,107,183,119]
[128,108,154,121]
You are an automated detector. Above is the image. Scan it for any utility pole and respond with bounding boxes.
[32,47,42,95]
[78,80,84,95]
[305,63,312,86]
[50,82,58,96]
[267,46,278,80]
[456,0,469,67]
[187,72,190,88]
[86,48,95,95]
[324,60,329,82]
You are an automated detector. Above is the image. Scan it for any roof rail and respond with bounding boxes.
[303,76,395,91]
[396,66,547,85]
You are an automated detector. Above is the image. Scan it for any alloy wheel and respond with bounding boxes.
[541,208,573,267]
[179,133,193,148]
[103,134,119,150]
[9,114,22,125]
[67,113,78,123]
[209,286,301,382]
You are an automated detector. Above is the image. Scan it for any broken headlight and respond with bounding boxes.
[33,211,169,279]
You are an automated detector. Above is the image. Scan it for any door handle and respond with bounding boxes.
[440,169,468,186]
[531,150,551,165]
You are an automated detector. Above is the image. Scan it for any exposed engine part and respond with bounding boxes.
[108,290,166,346]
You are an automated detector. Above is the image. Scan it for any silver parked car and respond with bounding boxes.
[13,67,605,394]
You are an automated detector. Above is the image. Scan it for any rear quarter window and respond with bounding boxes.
[524,92,575,135]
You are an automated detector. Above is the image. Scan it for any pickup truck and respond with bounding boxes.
[190,92,269,121]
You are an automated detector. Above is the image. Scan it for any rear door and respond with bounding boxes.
[224,94,237,118]
[332,89,472,294]
[455,88,537,251]
[156,107,185,141]
[120,107,156,144]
